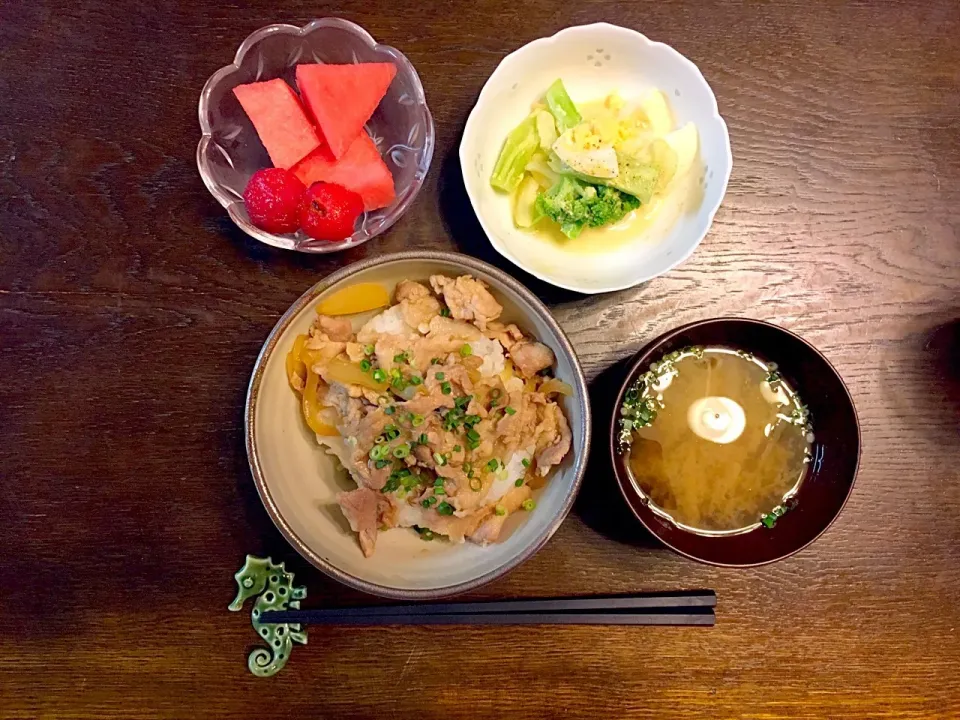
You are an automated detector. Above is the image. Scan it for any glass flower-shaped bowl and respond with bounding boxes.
[197,19,434,253]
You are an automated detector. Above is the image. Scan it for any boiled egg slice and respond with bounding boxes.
[551,128,619,179]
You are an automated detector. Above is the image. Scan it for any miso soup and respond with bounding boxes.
[619,347,813,534]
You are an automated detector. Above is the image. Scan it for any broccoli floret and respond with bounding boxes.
[535,176,640,239]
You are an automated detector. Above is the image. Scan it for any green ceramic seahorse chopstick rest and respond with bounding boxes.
[229,555,308,677]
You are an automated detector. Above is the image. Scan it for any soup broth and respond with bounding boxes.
[620,347,812,534]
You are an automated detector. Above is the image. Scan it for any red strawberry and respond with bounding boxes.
[299,182,364,241]
[242,168,306,234]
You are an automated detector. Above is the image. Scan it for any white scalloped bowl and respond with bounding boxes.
[198,19,434,253]
[460,23,732,293]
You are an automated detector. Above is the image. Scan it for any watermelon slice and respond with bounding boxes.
[233,79,322,169]
[295,63,397,159]
[292,132,396,211]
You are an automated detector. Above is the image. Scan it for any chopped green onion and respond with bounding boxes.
[504,406,516,415]
[515,478,524,487]
[469,477,482,491]
[521,458,530,468]
[375,459,390,469]
[435,372,445,381]
[465,428,481,442]
[460,344,472,357]
[409,375,422,386]
[418,433,429,445]
[433,452,447,466]
[486,459,499,472]
[440,308,452,318]
[393,443,411,459]
[464,414,481,427]
[434,487,446,496]
[359,359,372,372]
[384,405,395,415]
[436,501,454,516]
[414,525,435,540]
[494,504,506,517]
[387,468,412,489]
[375,434,386,445]
[490,388,502,399]
[372,369,387,383]
[454,395,473,409]
[442,407,465,431]
[393,352,409,364]
[441,382,452,395]
[363,344,375,355]
[441,408,458,424]
[421,496,438,508]
[369,445,386,460]
[431,358,441,365]
[453,445,462,452]
[521,499,536,511]
[411,414,424,427]
[489,399,499,408]
[434,477,444,487]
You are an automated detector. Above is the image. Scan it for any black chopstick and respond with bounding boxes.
[261,609,714,626]
[259,591,716,627]
[262,590,714,618]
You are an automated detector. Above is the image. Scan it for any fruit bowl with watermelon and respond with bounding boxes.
[198,18,434,253]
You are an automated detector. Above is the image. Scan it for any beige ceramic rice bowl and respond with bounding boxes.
[245,251,590,599]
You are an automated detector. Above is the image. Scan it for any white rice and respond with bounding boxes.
[467,337,506,377]
[316,434,363,488]
[393,501,425,528]
[503,376,524,394]
[359,305,413,339]
[487,449,532,504]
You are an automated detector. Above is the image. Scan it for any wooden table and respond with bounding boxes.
[2,0,958,717]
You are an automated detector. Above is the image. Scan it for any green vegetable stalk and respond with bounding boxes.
[490,115,540,192]
[535,176,640,239]
[544,79,582,133]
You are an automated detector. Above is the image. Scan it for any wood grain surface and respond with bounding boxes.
[1,0,959,717]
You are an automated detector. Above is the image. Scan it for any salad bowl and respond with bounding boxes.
[460,22,732,293]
